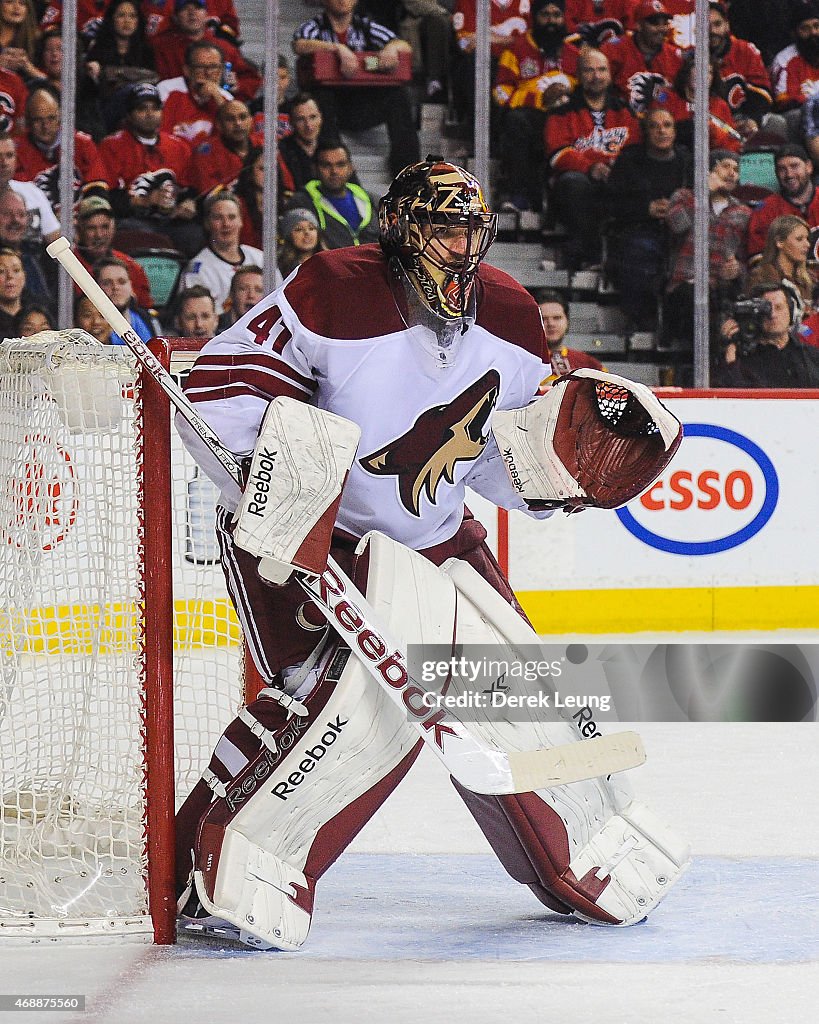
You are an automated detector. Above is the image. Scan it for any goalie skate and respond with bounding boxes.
[177,888,279,951]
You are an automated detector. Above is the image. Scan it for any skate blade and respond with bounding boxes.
[177,913,281,951]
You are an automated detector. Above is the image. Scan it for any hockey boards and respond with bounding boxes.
[48,236,645,797]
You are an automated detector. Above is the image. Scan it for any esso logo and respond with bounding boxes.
[641,469,754,513]
[616,424,779,555]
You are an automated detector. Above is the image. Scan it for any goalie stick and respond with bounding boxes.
[47,236,645,795]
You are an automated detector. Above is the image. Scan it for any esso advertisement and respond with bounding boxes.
[616,423,779,556]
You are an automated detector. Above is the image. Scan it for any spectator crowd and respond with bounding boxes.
[0,0,818,386]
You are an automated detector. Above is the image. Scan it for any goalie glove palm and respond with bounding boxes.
[492,369,682,511]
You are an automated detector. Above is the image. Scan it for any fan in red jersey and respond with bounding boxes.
[601,0,684,115]
[708,0,774,141]
[546,48,641,270]
[150,0,259,101]
[98,81,204,257]
[746,143,819,257]
[769,0,819,144]
[14,84,114,209]
[494,0,583,212]
[142,0,240,42]
[564,0,636,45]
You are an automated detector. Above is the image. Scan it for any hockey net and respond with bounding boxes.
[0,331,258,943]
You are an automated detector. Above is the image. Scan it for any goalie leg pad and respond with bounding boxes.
[439,555,691,925]
[179,528,468,950]
[180,643,421,950]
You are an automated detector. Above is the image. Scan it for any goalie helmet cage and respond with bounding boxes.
[0,333,263,945]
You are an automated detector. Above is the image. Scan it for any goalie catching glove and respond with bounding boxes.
[491,369,682,511]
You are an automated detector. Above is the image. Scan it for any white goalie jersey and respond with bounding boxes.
[180,244,552,550]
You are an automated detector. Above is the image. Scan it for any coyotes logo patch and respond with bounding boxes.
[360,370,500,516]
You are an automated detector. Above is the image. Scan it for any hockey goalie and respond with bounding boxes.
[174,157,690,950]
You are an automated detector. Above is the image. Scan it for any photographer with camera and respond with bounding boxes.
[716,282,819,388]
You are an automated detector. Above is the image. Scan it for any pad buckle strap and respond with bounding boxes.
[258,686,309,718]
[202,767,228,799]
[238,706,280,752]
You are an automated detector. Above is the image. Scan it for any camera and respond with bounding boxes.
[724,297,772,356]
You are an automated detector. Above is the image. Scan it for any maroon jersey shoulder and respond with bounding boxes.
[282,244,404,339]
[475,262,547,360]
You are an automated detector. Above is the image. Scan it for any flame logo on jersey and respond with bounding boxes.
[722,74,748,112]
[360,370,501,516]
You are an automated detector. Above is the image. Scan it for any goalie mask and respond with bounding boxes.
[379,157,498,321]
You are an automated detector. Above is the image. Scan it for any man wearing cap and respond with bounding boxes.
[601,0,684,115]
[14,84,115,205]
[567,0,692,48]
[98,81,202,257]
[152,0,260,102]
[708,1,773,140]
[285,140,379,250]
[74,196,154,310]
[188,99,262,196]
[746,143,819,256]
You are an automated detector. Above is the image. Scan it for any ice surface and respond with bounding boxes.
[3,673,817,1024]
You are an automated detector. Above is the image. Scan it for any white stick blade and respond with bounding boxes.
[507,731,646,791]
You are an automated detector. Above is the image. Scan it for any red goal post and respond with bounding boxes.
[0,333,262,944]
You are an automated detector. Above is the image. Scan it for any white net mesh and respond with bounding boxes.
[0,333,243,937]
